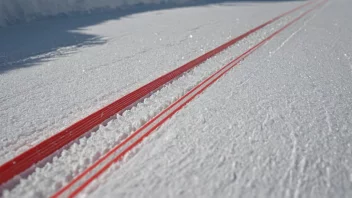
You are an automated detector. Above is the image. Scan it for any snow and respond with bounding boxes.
[0,0,193,27]
[0,0,302,164]
[2,2,307,196]
[88,0,352,197]
[1,0,352,197]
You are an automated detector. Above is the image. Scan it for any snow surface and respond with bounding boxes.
[88,0,352,197]
[0,0,302,164]
[0,0,192,27]
[1,0,352,197]
[2,5,304,197]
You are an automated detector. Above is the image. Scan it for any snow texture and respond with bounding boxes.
[0,0,302,164]
[0,0,193,27]
[1,0,352,197]
[89,1,352,197]
[2,8,301,197]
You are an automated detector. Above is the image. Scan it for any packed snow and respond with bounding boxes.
[1,0,352,197]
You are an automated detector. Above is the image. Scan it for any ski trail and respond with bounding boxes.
[270,1,329,56]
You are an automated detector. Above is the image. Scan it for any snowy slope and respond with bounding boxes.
[1,0,352,197]
[88,0,352,197]
[2,5,310,196]
[0,1,303,164]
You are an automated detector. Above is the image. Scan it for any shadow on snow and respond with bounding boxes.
[0,0,305,74]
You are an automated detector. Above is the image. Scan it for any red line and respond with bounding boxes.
[51,2,315,196]
[0,1,315,187]
[53,1,327,197]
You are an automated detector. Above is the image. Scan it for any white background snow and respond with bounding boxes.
[1,0,352,197]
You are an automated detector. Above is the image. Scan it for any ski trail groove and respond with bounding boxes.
[271,0,329,55]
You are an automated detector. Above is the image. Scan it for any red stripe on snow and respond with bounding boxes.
[53,1,326,197]
[0,0,314,187]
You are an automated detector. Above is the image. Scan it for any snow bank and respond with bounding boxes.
[0,0,193,27]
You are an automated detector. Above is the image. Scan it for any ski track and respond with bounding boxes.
[270,1,327,56]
